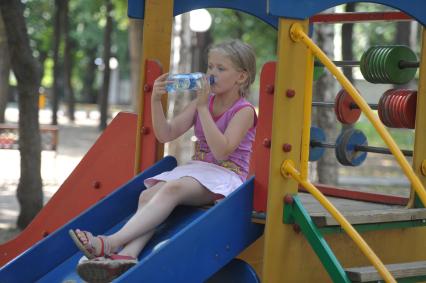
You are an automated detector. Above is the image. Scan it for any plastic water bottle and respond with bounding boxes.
[166,72,215,93]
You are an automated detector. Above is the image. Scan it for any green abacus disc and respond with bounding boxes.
[384,45,418,84]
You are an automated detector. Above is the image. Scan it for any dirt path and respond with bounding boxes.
[0,107,101,243]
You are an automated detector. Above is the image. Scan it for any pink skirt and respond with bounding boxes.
[144,160,243,197]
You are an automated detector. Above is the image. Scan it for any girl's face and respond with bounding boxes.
[207,51,247,96]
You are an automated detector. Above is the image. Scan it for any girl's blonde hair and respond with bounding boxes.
[208,40,256,97]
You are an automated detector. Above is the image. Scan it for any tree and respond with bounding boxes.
[0,0,43,229]
[394,20,414,89]
[51,0,64,125]
[63,0,75,122]
[342,3,356,83]
[99,0,113,130]
[341,3,356,132]
[167,14,195,163]
[313,14,338,185]
[0,12,10,123]
[128,18,143,111]
[208,9,277,104]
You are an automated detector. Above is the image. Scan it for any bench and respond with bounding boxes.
[0,123,59,151]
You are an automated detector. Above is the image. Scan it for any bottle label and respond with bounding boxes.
[173,78,191,90]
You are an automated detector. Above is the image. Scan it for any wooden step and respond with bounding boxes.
[346,261,426,282]
[310,208,426,227]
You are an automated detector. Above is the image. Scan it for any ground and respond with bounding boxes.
[0,105,102,243]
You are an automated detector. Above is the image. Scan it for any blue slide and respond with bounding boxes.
[0,157,264,282]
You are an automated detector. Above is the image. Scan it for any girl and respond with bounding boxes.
[70,39,257,282]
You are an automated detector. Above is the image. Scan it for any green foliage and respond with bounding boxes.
[355,115,414,149]
[23,0,53,60]
[208,8,277,83]
[21,0,130,102]
[350,3,398,60]
[18,1,412,105]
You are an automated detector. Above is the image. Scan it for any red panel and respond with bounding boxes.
[299,184,408,206]
[0,112,138,267]
[139,60,163,171]
[310,11,411,23]
[251,62,276,212]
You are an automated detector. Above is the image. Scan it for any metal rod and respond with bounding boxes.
[310,140,413,157]
[398,60,420,69]
[312,101,379,110]
[314,60,419,69]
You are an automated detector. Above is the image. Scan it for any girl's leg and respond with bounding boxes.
[107,177,216,253]
[114,182,164,258]
[117,230,155,258]
[72,182,164,257]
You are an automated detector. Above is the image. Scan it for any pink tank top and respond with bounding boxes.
[192,95,257,180]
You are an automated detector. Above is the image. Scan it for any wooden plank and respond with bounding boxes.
[299,193,398,215]
[346,261,426,282]
[310,208,426,227]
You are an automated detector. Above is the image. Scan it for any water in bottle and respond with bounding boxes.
[166,72,215,93]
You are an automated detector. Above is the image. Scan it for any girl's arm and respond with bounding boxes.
[197,106,254,160]
[151,73,197,143]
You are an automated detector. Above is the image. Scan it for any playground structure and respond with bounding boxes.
[1,0,426,282]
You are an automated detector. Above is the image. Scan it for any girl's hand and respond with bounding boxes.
[152,73,169,101]
[196,76,211,109]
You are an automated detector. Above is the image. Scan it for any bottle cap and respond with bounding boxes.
[209,75,216,85]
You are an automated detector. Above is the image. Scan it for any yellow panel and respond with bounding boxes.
[410,26,426,207]
[134,0,173,174]
[261,18,313,282]
[320,227,426,282]
[251,225,426,282]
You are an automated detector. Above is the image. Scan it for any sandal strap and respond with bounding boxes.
[109,254,137,261]
[81,231,110,257]
[98,237,105,257]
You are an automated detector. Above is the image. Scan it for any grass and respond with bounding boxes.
[353,114,415,149]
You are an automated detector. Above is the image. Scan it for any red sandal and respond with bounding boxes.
[69,229,111,260]
[77,254,137,282]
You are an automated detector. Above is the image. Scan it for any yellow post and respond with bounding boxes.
[134,0,173,174]
[410,26,426,207]
[262,18,312,282]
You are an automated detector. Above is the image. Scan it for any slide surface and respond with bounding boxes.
[0,157,263,282]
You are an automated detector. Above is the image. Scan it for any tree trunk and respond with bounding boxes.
[0,12,10,123]
[313,17,338,185]
[394,21,414,89]
[82,47,97,103]
[63,0,75,122]
[167,14,194,163]
[342,3,356,83]
[341,3,356,132]
[129,18,143,112]
[0,0,43,229]
[192,31,212,73]
[99,0,113,131]
[234,11,244,39]
[395,21,411,45]
[51,0,64,125]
